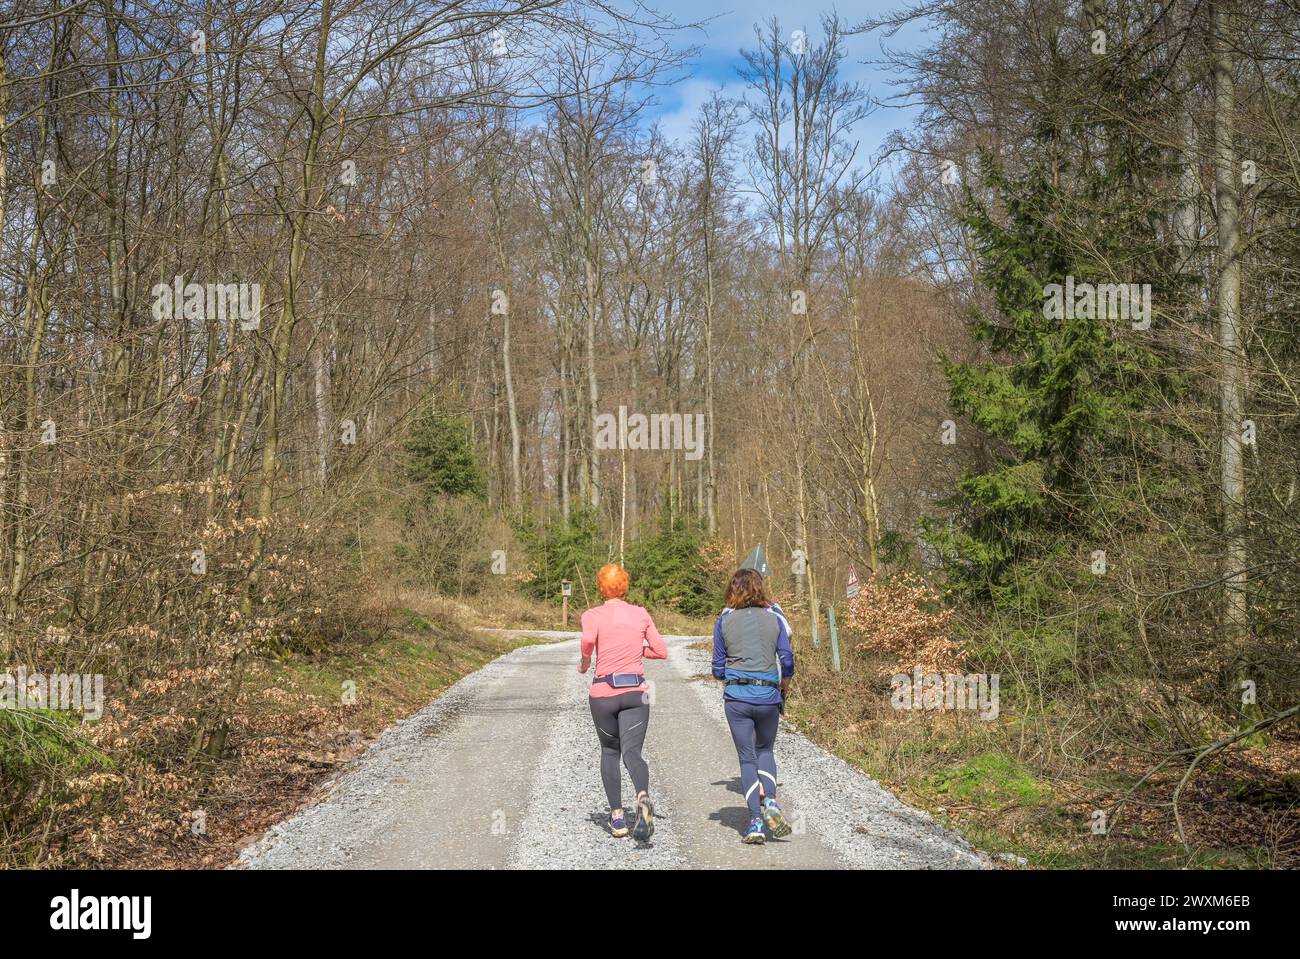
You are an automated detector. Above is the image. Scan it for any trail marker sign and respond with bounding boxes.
[846,566,860,599]
[561,580,573,597]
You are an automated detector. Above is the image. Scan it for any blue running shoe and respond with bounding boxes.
[762,798,792,838]
[742,816,766,844]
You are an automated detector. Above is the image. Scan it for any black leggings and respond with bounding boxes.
[589,691,650,810]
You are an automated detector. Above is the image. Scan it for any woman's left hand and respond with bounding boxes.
[578,655,591,674]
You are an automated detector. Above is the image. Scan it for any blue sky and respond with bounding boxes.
[639,1,934,165]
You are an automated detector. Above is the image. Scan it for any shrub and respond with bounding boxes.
[394,493,492,596]
[512,508,608,603]
[625,522,728,615]
[0,707,113,862]
[512,511,729,615]
[842,572,964,676]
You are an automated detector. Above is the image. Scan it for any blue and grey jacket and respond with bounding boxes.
[711,603,795,705]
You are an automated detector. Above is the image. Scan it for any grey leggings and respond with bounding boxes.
[589,691,650,810]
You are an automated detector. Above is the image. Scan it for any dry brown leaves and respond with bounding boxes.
[842,573,965,677]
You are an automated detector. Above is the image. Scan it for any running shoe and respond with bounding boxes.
[609,810,628,838]
[742,816,766,844]
[632,793,655,842]
[762,797,792,838]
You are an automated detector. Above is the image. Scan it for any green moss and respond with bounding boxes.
[401,609,436,631]
[925,752,1051,808]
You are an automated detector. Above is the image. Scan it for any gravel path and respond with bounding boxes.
[238,634,988,870]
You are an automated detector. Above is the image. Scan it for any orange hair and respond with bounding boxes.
[596,563,629,600]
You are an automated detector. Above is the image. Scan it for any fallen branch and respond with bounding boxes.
[1173,703,1300,850]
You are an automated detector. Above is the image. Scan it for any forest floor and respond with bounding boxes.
[46,595,545,868]
[783,636,1300,869]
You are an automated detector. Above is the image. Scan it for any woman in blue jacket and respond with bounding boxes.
[712,566,796,844]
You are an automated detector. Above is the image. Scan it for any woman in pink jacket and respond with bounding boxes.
[578,563,667,841]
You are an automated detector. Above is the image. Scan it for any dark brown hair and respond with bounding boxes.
[725,568,770,610]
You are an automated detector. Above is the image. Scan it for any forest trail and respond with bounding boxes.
[238,635,989,870]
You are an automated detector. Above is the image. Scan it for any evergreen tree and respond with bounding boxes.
[624,518,724,615]
[404,403,488,500]
[513,508,607,602]
[925,74,1179,606]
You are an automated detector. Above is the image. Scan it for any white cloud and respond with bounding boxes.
[642,0,926,165]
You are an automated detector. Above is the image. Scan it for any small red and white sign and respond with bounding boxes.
[846,566,860,598]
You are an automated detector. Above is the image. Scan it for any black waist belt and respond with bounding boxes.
[726,677,782,689]
[593,673,645,688]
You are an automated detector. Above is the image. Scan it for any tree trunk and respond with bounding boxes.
[1212,0,1249,697]
[313,322,331,489]
[1173,0,1200,269]
[703,231,718,534]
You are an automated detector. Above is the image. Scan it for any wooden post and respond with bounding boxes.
[811,599,820,647]
[828,605,841,672]
[561,579,572,629]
